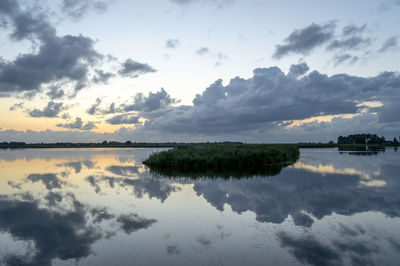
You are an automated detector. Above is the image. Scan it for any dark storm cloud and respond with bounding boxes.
[166,38,180,49]
[272,22,336,59]
[116,214,157,234]
[61,0,111,19]
[56,117,97,130]
[118,59,156,78]
[0,0,103,96]
[378,36,398,53]
[29,101,64,118]
[122,88,179,112]
[106,114,140,125]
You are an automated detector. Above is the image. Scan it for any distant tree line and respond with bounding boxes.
[0,141,243,149]
[337,134,399,145]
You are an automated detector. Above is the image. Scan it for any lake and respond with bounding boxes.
[0,147,399,266]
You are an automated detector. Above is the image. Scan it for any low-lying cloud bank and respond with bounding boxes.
[3,63,400,143]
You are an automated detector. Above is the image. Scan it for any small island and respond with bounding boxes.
[143,144,300,178]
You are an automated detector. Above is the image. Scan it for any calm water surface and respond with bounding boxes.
[0,147,399,266]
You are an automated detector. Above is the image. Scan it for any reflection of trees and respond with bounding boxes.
[338,145,386,156]
[147,163,288,179]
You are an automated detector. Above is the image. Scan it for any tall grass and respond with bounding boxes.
[143,144,299,178]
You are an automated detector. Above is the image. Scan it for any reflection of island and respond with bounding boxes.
[147,163,288,179]
[338,145,386,156]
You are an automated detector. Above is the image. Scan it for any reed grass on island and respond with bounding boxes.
[143,144,300,178]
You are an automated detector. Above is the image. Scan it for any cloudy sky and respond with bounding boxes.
[0,0,400,143]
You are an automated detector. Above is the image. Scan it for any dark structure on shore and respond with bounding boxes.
[338,134,399,145]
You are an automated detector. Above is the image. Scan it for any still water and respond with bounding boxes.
[0,147,399,266]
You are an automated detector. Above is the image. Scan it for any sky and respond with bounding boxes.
[0,0,400,143]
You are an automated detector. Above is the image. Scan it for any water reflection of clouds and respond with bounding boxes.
[0,148,399,265]
[0,191,157,266]
[57,160,96,174]
[292,162,386,188]
[193,164,400,227]
[276,218,400,266]
[84,173,180,202]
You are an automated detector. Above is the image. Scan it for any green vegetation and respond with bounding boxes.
[143,144,299,178]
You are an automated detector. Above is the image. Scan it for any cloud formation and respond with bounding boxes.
[57,117,97,130]
[378,36,398,53]
[123,88,179,112]
[29,101,64,118]
[47,86,65,100]
[196,47,211,55]
[116,214,157,234]
[92,69,115,84]
[87,98,102,115]
[170,0,233,8]
[272,22,382,66]
[166,39,180,49]
[106,114,140,125]
[61,0,111,19]
[118,59,156,78]
[273,22,336,59]
[0,0,102,97]
[2,63,400,143]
